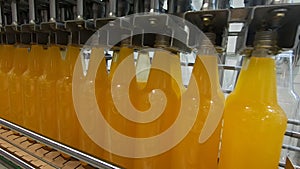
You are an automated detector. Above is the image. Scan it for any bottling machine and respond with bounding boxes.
[0,0,300,168]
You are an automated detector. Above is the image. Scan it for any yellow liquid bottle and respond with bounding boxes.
[104,46,136,168]
[38,46,61,140]
[218,31,287,169]
[22,45,46,132]
[0,45,14,120]
[132,50,151,168]
[56,45,81,148]
[8,47,29,125]
[78,47,107,159]
[132,50,182,168]
[171,54,224,169]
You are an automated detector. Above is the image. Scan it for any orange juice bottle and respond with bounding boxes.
[171,51,224,169]
[8,46,29,125]
[0,45,14,120]
[22,45,46,132]
[38,46,61,140]
[77,47,107,159]
[132,49,182,168]
[104,45,136,168]
[218,31,287,169]
[56,45,81,148]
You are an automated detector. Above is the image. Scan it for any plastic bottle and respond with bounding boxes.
[276,51,300,166]
[0,45,14,120]
[76,47,108,160]
[132,48,183,168]
[56,45,81,148]
[8,46,28,125]
[22,45,46,132]
[38,46,61,140]
[218,31,287,169]
[171,48,224,168]
[105,45,136,168]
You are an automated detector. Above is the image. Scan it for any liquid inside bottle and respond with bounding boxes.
[38,46,62,140]
[77,47,107,159]
[218,31,287,169]
[8,46,29,126]
[56,45,82,149]
[104,46,136,168]
[133,49,182,169]
[22,45,46,132]
[171,53,224,169]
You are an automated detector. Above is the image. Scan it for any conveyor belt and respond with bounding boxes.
[0,118,122,169]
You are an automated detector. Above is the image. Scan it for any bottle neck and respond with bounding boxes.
[69,46,81,76]
[44,46,61,77]
[61,46,80,77]
[234,52,278,103]
[193,44,222,94]
[147,50,184,94]
[194,55,222,95]
[109,46,134,80]
[85,47,107,81]
[136,51,151,84]
[28,45,43,73]
[12,47,28,74]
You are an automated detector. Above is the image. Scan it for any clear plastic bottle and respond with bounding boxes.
[276,50,300,166]
[22,45,46,132]
[0,45,14,120]
[8,46,28,126]
[218,31,287,169]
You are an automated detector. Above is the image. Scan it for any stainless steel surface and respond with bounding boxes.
[11,0,17,25]
[244,4,300,50]
[50,0,56,22]
[288,119,300,126]
[0,3,2,27]
[60,7,65,21]
[150,0,159,12]
[29,0,35,24]
[168,0,176,13]
[109,0,117,17]
[77,0,84,19]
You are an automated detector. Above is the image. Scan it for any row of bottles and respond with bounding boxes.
[0,31,290,169]
[0,42,224,168]
[74,40,225,168]
[0,44,103,158]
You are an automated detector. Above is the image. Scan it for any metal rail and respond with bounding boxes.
[0,147,36,169]
[0,118,122,169]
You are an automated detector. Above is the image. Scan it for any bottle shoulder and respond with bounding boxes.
[225,94,287,121]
